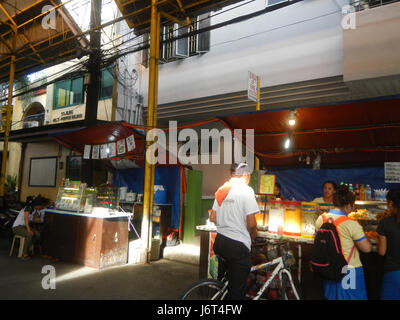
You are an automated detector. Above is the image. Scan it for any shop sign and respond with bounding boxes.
[83,145,91,159]
[92,145,100,159]
[259,174,276,195]
[385,162,400,183]
[248,71,258,103]
[117,139,126,155]
[108,142,116,158]
[126,135,136,152]
[53,109,83,123]
[100,144,108,159]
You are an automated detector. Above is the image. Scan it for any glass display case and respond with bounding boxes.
[55,184,86,213]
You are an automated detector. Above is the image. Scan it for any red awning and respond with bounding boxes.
[218,97,400,167]
[53,121,180,167]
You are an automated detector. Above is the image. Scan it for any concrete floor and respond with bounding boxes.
[0,237,199,300]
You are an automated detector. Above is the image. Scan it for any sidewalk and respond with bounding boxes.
[0,238,198,300]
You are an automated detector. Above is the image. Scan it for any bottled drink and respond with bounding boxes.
[355,184,360,200]
[360,184,366,201]
[365,185,372,201]
[349,184,354,193]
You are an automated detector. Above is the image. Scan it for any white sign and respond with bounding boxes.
[108,142,116,158]
[248,71,258,102]
[83,145,91,159]
[117,139,126,155]
[126,135,136,152]
[100,144,109,159]
[385,162,400,183]
[92,145,100,159]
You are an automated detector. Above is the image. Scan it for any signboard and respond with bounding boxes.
[83,145,91,159]
[117,139,126,155]
[92,145,100,159]
[108,142,116,158]
[248,71,258,102]
[259,174,276,195]
[385,162,400,183]
[126,135,136,152]
[100,144,109,159]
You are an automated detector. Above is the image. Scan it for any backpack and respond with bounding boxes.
[310,214,356,281]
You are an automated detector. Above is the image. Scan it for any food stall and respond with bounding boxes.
[49,121,184,267]
[44,181,132,269]
[197,96,400,299]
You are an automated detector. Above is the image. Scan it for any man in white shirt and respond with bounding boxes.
[209,163,259,300]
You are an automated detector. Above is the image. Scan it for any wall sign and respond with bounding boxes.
[385,162,400,183]
[259,174,276,195]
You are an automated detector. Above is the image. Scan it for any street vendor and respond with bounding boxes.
[313,181,337,204]
[209,162,259,300]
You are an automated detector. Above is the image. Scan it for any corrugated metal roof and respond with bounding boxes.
[0,0,89,82]
[114,0,246,34]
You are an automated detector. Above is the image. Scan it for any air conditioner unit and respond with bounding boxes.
[23,121,39,129]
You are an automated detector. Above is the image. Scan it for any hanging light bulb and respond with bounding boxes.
[288,109,297,126]
[284,137,291,149]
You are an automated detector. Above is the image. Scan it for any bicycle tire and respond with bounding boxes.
[180,279,225,300]
[280,271,302,300]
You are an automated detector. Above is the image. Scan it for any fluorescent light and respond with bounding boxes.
[284,138,291,149]
[288,119,296,126]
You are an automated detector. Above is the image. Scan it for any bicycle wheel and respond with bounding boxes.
[280,271,302,300]
[180,279,225,300]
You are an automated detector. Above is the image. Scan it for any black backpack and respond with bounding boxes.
[310,215,355,281]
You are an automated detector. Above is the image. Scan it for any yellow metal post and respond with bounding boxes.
[142,0,159,263]
[255,76,260,170]
[0,30,16,201]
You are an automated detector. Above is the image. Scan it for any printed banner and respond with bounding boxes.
[100,144,109,159]
[83,145,91,159]
[126,135,136,152]
[92,145,100,159]
[108,142,116,158]
[117,139,126,155]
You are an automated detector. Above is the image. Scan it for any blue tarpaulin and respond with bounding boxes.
[112,166,181,229]
[269,166,398,202]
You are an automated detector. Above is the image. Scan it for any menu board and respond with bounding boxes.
[258,174,276,195]
[108,142,116,158]
[92,145,100,159]
[385,162,400,183]
[83,145,91,159]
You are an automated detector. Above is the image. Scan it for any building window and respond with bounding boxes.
[53,77,84,109]
[99,67,114,100]
[143,14,211,67]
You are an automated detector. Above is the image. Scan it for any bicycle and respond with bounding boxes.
[180,239,301,300]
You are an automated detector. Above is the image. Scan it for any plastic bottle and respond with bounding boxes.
[365,185,372,201]
[349,184,354,193]
[360,184,366,201]
[355,184,360,200]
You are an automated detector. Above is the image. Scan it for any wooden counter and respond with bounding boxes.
[44,209,132,269]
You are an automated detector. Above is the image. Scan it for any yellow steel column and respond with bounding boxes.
[255,76,260,170]
[0,29,16,200]
[149,10,160,228]
[142,0,159,263]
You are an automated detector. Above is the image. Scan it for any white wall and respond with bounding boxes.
[142,0,347,106]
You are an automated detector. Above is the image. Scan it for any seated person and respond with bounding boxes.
[313,181,337,204]
[12,195,47,261]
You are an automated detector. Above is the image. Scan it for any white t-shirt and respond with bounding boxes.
[212,178,259,251]
[12,207,44,228]
[12,208,30,228]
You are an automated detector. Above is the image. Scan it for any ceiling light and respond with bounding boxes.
[288,109,297,126]
[284,137,291,149]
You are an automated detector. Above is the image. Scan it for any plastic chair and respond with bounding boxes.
[9,235,34,258]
